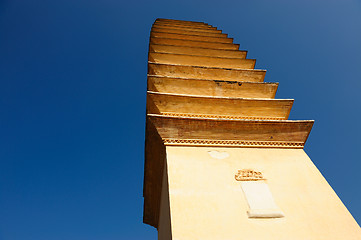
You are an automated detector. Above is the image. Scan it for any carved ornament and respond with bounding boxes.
[235,169,265,181]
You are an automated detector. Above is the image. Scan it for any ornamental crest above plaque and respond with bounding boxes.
[235,169,265,181]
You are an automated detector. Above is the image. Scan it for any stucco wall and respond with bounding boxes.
[163,146,360,240]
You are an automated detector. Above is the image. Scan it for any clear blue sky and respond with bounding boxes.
[0,0,360,239]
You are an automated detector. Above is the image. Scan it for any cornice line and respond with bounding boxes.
[162,138,305,148]
[161,112,285,120]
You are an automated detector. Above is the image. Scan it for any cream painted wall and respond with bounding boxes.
[163,146,360,240]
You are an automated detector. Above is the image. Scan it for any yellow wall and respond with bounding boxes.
[161,146,360,240]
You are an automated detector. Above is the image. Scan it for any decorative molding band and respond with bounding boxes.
[161,112,284,120]
[162,138,304,148]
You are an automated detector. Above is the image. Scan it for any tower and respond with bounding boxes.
[144,18,361,239]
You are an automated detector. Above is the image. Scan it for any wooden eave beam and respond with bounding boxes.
[148,52,255,69]
[147,114,314,148]
[148,62,266,82]
[149,44,247,59]
[150,31,233,44]
[154,20,216,29]
[153,22,218,30]
[152,24,223,33]
[151,27,227,38]
[156,18,208,25]
[146,91,293,120]
[147,75,278,98]
[150,37,239,50]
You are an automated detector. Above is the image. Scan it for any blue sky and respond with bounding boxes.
[0,0,360,239]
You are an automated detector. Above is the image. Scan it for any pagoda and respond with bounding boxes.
[144,18,361,239]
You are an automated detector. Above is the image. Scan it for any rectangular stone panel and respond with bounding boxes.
[241,181,284,218]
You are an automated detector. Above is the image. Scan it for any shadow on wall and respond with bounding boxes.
[158,161,173,239]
